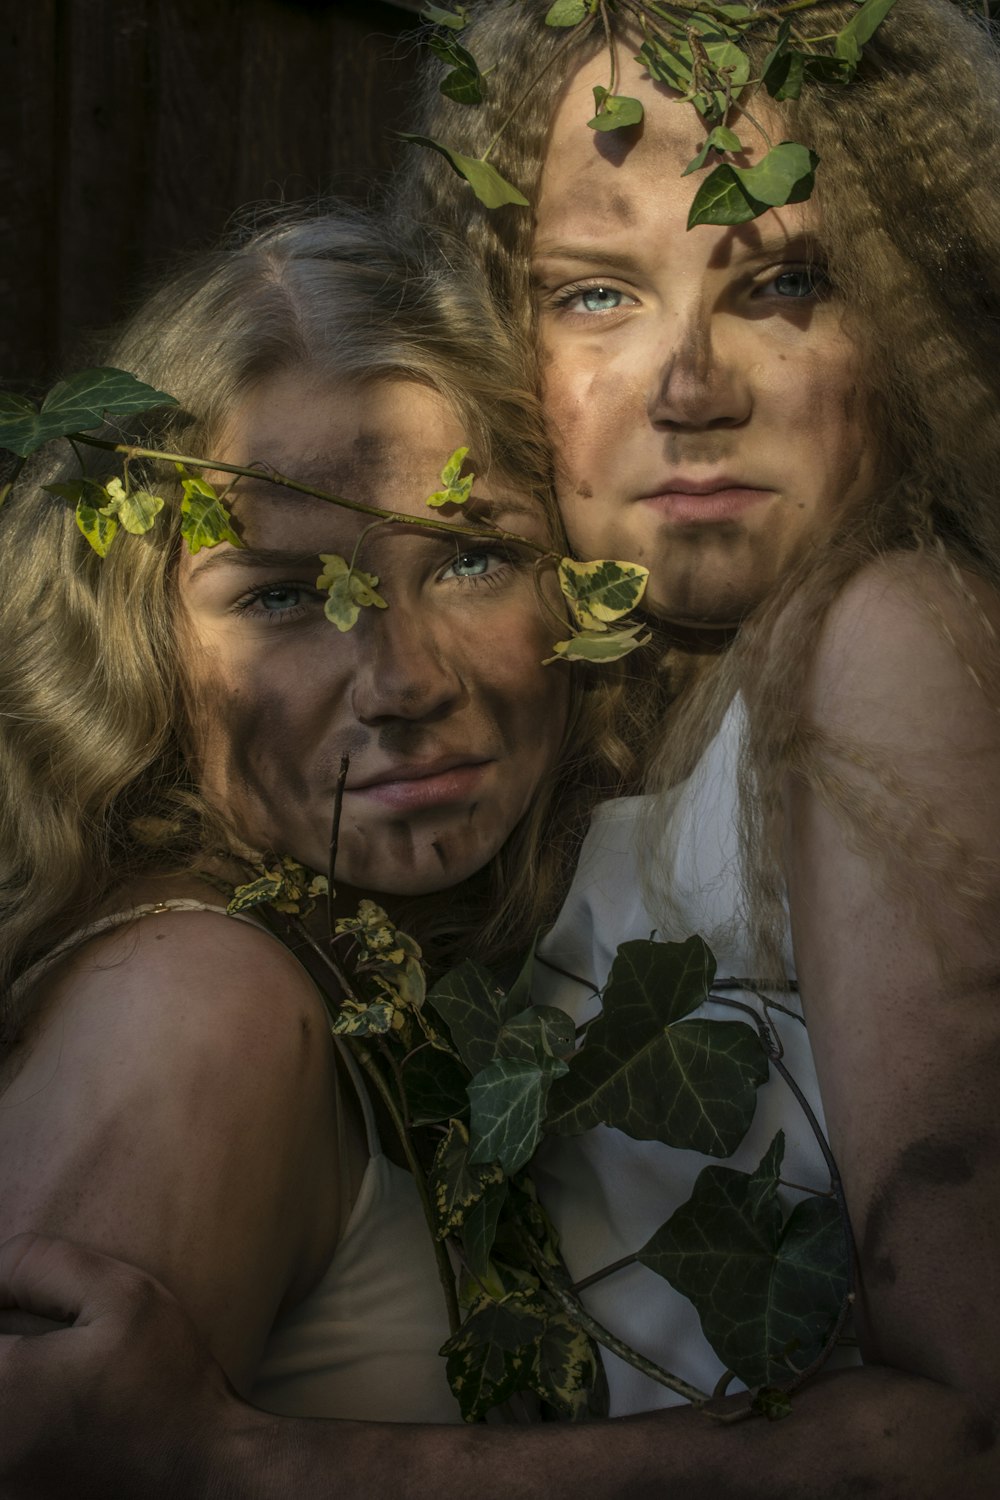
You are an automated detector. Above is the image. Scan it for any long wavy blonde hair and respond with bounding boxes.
[0,208,648,1039]
[398,0,1000,977]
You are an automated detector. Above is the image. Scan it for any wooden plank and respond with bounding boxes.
[55,0,153,368]
[0,0,59,388]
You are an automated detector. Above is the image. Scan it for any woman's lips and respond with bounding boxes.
[348,761,492,812]
[640,488,772,525]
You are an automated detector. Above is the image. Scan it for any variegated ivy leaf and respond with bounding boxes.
[336,899,426,1010]
[425,446,474,508]
[330,998,397,1037]
[227,858,326,917]
[428,1118,505,1239]
[399,134,529,209]
[44,478,119,556]
[545,622,651,664]
[440,1292,547,1423]
[589,86,643,132]
[100,476,165,535]
[558,557,649,632]
[316,553,388,632]
[176,468,241,554]
[530,1311,607,1421]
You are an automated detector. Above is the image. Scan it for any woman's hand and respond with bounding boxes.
[0,1232,241,1499]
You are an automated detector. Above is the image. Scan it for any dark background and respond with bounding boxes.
[1,0,425,391]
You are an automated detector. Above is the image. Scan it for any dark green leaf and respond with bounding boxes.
[504,929,541,1014]
[688,164,757,228]
[683,125,744,176]
[836,0,897,64]
[803,54,856,85]
[461,1179,508,1282]
[734,143,818,207]
[402,1044,470,1126]
[427,959,509,1075]
[588,87,644,132]
[398,135,528,208]
[547,936,768,1156]
[638,38,693,92]
[429,1119,505,1238]
[704,40,750,88]
[0,369,176,456]
[441,1294,546,1422]
[497,1005,575,1067]
[469,1057,565,1175]
[428,33,483,105]
[638,1134,849,1388]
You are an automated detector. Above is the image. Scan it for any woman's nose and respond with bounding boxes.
[350,608,463,726]
[645,304,752,431]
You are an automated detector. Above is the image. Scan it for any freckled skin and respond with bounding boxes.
[532,50,878,628]
[176,373,570,898]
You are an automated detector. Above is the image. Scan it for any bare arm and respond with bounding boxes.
[0,907,343,1391]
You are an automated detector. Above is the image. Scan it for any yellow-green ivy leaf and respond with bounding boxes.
[75,501,119,556]
[101,476,165,535]
[426,445,474,508]
[545,0,592,24]
[545,623,651,664]
[558,557,649,631]
[317,553,388,632]
[176,468,241,554]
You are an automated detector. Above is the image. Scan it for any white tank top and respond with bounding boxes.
[532,700,854,1415]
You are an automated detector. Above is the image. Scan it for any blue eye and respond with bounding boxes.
[255,585,306,612]
[580,285,624,313]
[770,268,827,299]
[446,551,492,579]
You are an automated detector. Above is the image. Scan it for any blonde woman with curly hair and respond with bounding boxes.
[3,2,999,1496]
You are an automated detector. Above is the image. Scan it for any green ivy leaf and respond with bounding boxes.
[441,1293,547,1422]
[399,134,529,208]
[425,445,474,507]
[402,1044,470,1126]
[588,86,644,132]
[558,557,649,631]
[428,34,483,105]
[100,476,165,535]
[638,37,693,92]
[503,928,542,1014]
[316,553,388,632]
[545,622,651,664]
[0,369,177,456]
[546,935,768,1155]
[683,125,744,176]
[544,0,591,25]
[704,39,750,88]
[468,1057,565,1175]
[427,959,512,1075]
[497,1005,576,1067]
[836,0,898,65]
[687,144,818,229]
[530,1311,608,1420]
[638,1133,849,1389]
[429,1119,505,1238]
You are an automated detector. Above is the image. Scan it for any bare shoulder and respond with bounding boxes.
[802,552,1000,749]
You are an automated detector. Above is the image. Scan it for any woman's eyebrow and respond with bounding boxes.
[186,546,329,581]
[531,246,640,275]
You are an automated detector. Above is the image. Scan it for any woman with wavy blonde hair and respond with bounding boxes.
[1,3,999,1496]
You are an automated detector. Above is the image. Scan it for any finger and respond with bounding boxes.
[0,1232,140,1328]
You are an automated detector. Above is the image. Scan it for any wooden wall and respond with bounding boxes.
[0,0,425,392]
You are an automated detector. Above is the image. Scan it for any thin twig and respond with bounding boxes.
[327,756,349,940]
